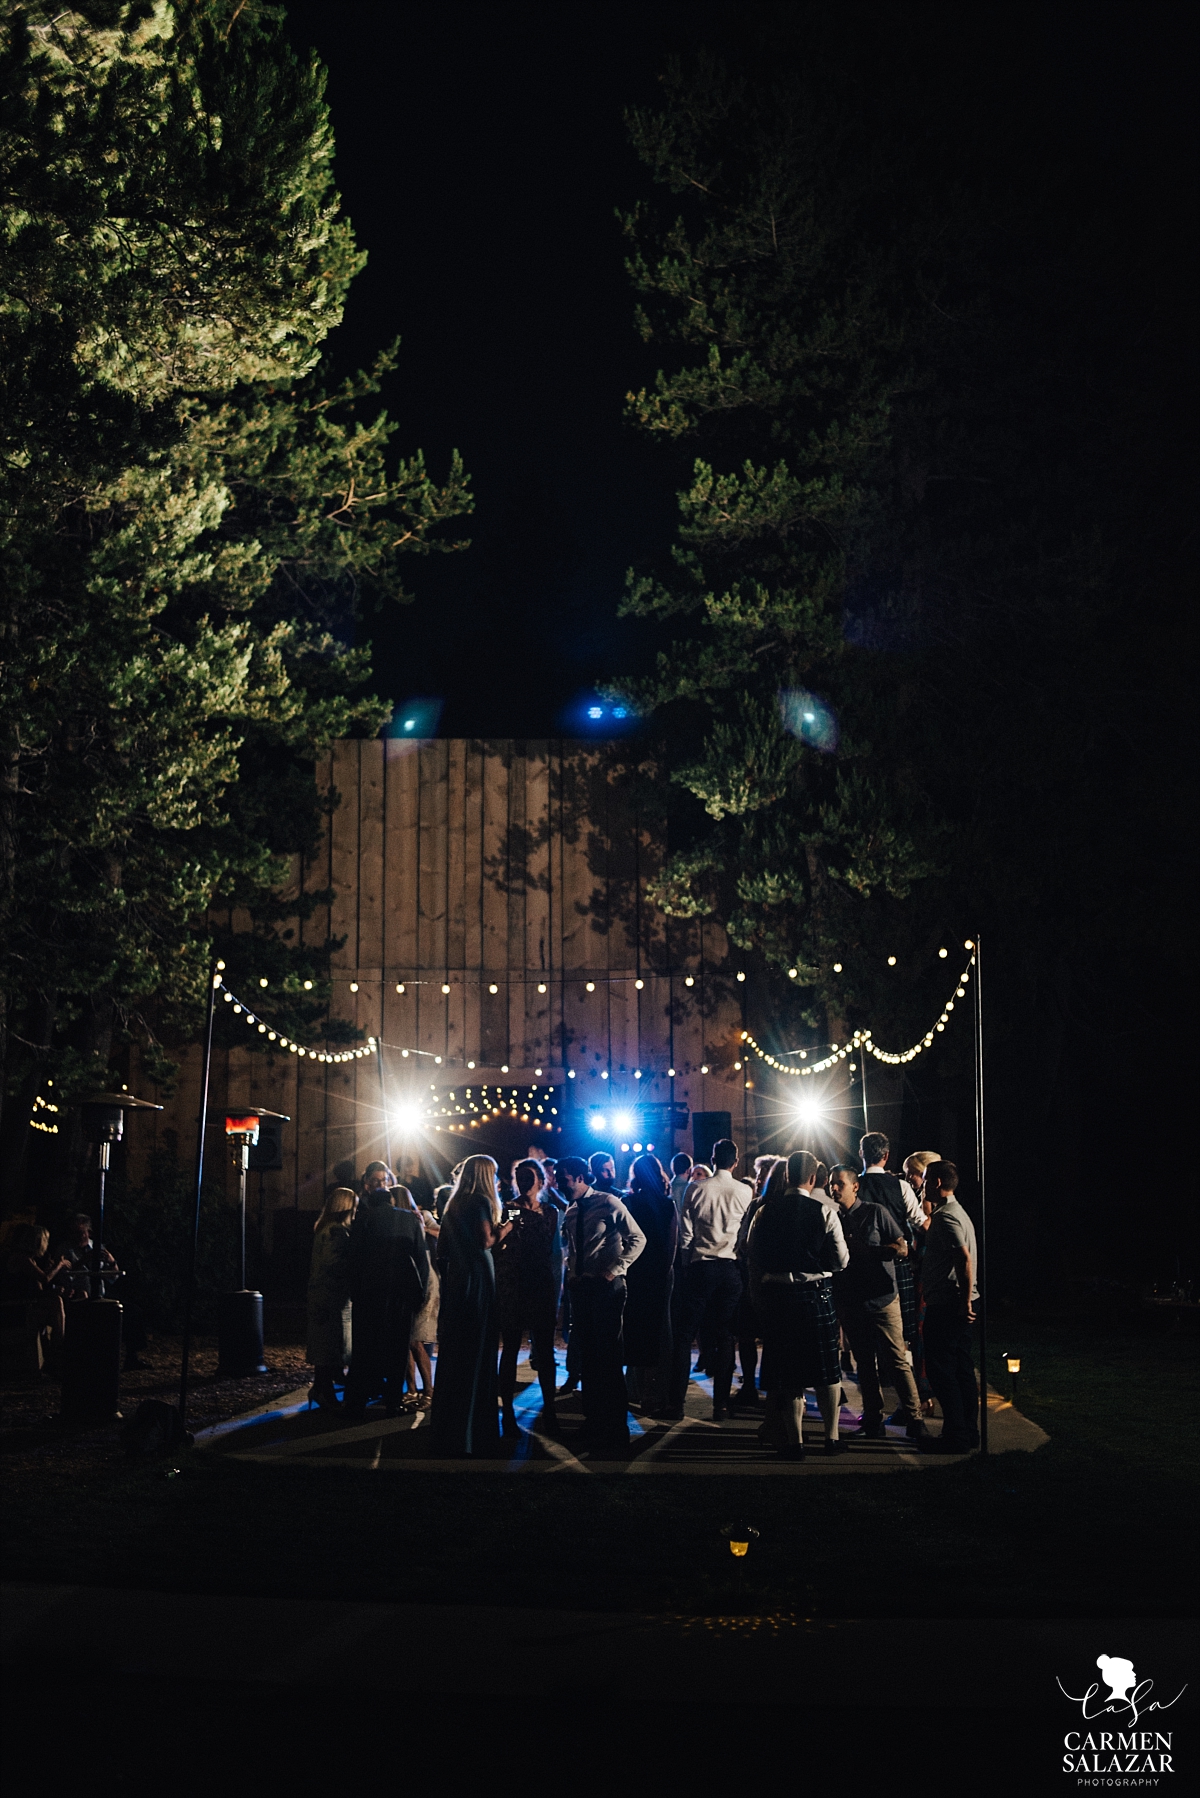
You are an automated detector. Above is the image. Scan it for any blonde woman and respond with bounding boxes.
[429,1154,512,1456]
[902,1150,943,1219]
[306,1187,355,1408]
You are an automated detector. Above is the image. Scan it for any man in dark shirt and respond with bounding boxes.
[829,1164,926,1441]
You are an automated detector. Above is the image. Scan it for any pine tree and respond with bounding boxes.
[616,49,951,1043]
[0,2,471,1190]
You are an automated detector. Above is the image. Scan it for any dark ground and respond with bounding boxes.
[3,1303,1196,1622]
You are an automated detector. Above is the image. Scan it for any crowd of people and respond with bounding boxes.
[304,1128,981,1460]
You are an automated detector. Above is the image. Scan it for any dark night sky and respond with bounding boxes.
[282,2,1190,737]
[283,0,709,735]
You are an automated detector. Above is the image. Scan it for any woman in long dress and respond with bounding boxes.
[496,1158,564,1436]
[621,1155,678,1412]
[306,1187,355,1408]
[429,1155,512,1457]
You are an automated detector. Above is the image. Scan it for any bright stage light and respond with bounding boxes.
[392,1102,425,1132]
[794,1099,823,1128]
[589,1113,608,1132]
[613,1111,634,1132]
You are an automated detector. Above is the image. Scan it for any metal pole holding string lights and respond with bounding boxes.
[973,932,989,1457]
[179,957,219,1432]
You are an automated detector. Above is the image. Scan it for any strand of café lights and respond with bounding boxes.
[214,970,377,1065]
[213,975,561,1128]
[741,945,976,1078]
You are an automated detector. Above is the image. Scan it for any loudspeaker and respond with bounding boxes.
[248,1115,284,1170]
[692,1111,732,1166]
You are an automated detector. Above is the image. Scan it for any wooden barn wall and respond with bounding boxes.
[131,740,756,1234]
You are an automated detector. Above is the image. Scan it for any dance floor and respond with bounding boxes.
[196,1345,1047,1474]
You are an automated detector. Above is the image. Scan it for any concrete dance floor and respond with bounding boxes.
[194,1345,1048,1474]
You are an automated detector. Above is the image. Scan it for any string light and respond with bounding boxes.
[684,975,695,987]
[442,983,451,995]
[396,983,405,993]
[741,955,976,1076]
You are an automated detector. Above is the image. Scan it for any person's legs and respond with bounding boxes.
[498,1320,521,1415]
[840,1306,884,1426]
[733,1291,759,1398]
[412,1340,433,1393]
[560,1284,581,1392]
[709,1262,743,1413]
[870,1298,922,1425]
[923,1304,973,1443]
[953,1321,980,1443]
[668,1262,711,1412]
[578,1278,629,1449]
[530,1311,559,1423]
[815,1383,841,1441]
[598,1276,630,1446]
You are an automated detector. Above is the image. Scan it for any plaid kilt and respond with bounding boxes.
[895,1257,917,1343]
[758,1279,840,1395]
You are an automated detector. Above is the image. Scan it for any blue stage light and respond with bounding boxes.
[587,706,604,720]
[588,1112,608,1132]
[613,1110,634,1133]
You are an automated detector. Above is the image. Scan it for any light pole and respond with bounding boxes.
[973,932,989,1457]
[61,1090,162,1423]
[216,1106,289,1378]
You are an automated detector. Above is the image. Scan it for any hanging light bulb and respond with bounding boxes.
[396,983,406,994]
[585,981,595,992]
[684,975,695,988]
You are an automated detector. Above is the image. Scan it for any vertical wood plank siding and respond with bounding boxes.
[132,740,751,1216]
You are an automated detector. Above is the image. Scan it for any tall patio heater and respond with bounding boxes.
[215,1106,289,1377]
[61,1090,163,1422]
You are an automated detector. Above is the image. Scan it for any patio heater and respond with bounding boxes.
[215,1106,289,1377]
[61,1090,163,1423]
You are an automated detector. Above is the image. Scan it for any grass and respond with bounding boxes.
[3,1304,1196,1619]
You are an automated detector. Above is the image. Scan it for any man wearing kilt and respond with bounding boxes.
[746,1153,850,1461]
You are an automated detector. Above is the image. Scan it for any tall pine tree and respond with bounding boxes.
[0,2,471,1194]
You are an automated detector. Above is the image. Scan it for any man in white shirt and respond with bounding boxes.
[667,1138,752,1422]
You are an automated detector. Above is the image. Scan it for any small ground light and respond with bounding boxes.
[721,1520,760,1558]
[1005,1352,1021,1405]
